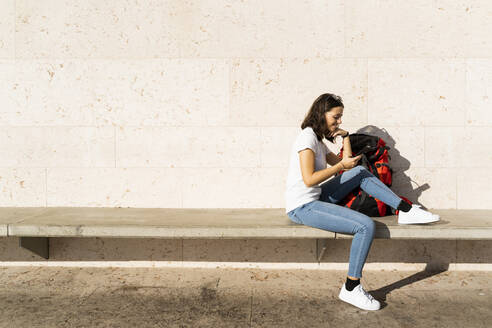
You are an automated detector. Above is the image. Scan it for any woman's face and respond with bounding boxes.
[324,106,344,132]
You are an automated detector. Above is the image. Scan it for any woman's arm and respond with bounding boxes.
[299,149,343,187]
[326,152,342,166]
[328,129,352,159]
[342,134,353,159]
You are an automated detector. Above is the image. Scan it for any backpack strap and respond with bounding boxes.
[360,154,380,180]
[368,145,390,162]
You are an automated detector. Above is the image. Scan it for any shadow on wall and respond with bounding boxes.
[353,125,431,210]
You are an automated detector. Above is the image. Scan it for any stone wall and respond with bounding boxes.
[1,1,491,209]
[1,1,492,267]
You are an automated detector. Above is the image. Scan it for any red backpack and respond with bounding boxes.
[336,133,412,216]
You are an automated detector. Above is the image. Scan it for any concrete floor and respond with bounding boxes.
[0,266,491,327]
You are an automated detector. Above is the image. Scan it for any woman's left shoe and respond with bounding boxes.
[338,283,381,311]
[398,204,440,224]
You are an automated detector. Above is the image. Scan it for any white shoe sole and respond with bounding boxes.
[398,214,440,225]
[338,294,380,311]
[338,287,381,311]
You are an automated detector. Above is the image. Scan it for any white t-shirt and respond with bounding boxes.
[285,127,333,213]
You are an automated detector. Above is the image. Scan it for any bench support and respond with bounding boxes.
[316,238,329,262]
[19,237,49,259]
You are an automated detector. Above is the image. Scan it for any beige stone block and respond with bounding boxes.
[425,127,492,168]
[0,168,46,206]
[0,0,14,58]
[466,59,492,126]
[464,2,492,57]
[367,239,456,270]
[457,240,492,263]
[368,59,466,126]
[391,167,457,209]
[178,0,344,58]
[181,168,286,208]
[14,0,344,59]
[117,127,260,168]
[50,237,182,261]
[457,169,492,209]
[2,58,229,127]
[425,126,463,168]
[15,0,182,58]
[47,168,183,207]
[461,127,492,167]
[346,0,466,57]
[0,60,94,125]
[0,237,182,261]
[89,59,229,127]
[261,127,299,168]
[0,127,114,167]
[230,58,367,126]
[0,237,41,260]
[322,239,456,271]
[183,239,316,263]
[15,0,344,59]
[0,60,16,121]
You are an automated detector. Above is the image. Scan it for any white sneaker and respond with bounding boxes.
[398,204,440,224]
[338,283,381,311]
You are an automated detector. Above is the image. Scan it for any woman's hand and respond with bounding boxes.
[339,155,362,170]
[328,128,348,139]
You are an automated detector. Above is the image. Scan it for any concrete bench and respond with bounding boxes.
[1,207,491,261]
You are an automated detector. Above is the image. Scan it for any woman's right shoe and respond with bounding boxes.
[338,283,381,311]
[398,204,440,224]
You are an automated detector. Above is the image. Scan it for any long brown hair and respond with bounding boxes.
[301,93,344,143]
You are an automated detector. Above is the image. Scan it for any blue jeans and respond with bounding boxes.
[287,165,403,278]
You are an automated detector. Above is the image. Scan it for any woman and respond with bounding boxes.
[285,93,440,311]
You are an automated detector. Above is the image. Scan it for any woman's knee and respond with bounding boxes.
[355,217,376,236]
[352,165,373,181]
[339,165,369,184]
[353,165,368,174]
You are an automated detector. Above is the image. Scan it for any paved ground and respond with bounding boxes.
[0,266,491,327]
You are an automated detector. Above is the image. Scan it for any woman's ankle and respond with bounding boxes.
[345,276,361,291]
